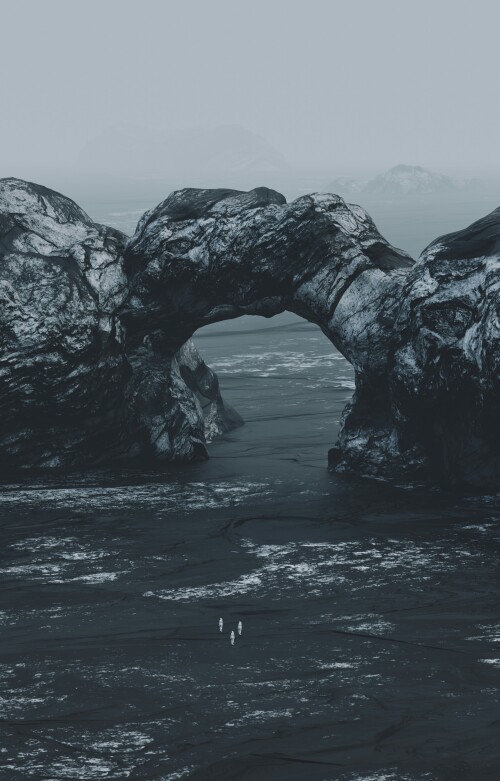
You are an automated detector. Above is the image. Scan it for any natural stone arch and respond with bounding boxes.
[2,178,500,487]
[120,187,413,373]
[119,186,414,475]
[121,187,500,487]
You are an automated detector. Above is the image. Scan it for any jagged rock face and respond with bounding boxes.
[336,208,500,487]
[0,178,128,468]
[124,187,500,488]
[122,187,413,372]
[390,209,500,486]
[0,178,241,469]
[2,178,499,488]
[121,185,414,477]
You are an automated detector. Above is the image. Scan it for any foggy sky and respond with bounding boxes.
[1,0,499,177]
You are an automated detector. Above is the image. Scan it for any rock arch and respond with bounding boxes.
[120,187,412,370]
[1,178,499,487]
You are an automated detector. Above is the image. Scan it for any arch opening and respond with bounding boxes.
[192,312,355,466]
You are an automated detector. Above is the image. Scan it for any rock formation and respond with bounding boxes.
[1,177,499,488]
[0,178,241,470]
[388,208,500,486]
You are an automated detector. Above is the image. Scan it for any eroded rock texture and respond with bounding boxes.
[388,209,500,486]
[0,178,240,469]
[1,178,499,488]
[121,187,414,473]
[123,187,500,488]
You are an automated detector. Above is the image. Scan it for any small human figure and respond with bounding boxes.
[219,617,223,632]
[237,620,242,636]
[230,630,235,646]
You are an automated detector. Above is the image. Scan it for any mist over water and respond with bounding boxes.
[3,0,500,179]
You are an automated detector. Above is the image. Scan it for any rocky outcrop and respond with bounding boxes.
[121,187,413,363]
[123,187,500,488]
[332,208,500,487]
[390,209,500,486]
[0,178,241,470]
[2,177,499,488]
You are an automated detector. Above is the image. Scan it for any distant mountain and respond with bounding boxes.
[78,124,289,177]
[325,165,478,201]
[325,177,364,197]
[362,164,458,197]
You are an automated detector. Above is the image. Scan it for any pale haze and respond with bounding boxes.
[1,0,499,181]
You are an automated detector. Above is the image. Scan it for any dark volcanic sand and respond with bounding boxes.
[1,318,500,781]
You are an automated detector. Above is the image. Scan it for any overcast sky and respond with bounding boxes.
[1,0,499,177]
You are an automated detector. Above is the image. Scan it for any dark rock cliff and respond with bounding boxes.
[388,209,500,486]
[1,178,499,488]
[0,178,240,469]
